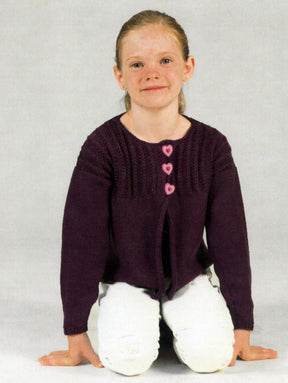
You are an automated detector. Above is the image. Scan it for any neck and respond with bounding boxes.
[122,104,188,143]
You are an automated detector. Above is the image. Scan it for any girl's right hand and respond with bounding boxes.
[38,332,103,368]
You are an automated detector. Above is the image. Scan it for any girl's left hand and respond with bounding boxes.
[229,329,278,366]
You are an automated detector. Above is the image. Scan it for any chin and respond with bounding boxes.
[139,98,178,111]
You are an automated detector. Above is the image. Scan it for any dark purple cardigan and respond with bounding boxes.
[61,114,254,335]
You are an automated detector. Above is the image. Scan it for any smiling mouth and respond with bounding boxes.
[142,86,167,91]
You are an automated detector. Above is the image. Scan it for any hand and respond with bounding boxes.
[229,329,278,367]
[38,332,103,368]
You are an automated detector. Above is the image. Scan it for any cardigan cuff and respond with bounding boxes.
[64,323,88,336]
[231,313,254,331]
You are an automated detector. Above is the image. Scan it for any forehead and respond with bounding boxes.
[121,24,182,55]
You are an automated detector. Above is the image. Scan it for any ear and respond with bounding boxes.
[183,56,195,82]
[114,65,126,90]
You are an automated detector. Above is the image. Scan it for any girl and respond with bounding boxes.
[39,10,277,375]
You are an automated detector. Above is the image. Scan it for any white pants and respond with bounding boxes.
[96,274,234,376]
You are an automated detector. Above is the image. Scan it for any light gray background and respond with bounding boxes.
[0,0,287,382]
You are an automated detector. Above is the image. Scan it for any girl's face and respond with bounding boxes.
[114,24,195,113]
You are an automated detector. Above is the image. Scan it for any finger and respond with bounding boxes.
[39,352,77,366]
[228,347,238,367]
[250,346,278,360]
[39,356,55,366]
[48,351,67,356]
[39,355,61,366]
[240,346,278,361]
[38,356,46,364]
[85,350,104,368]
[38,351,67,364]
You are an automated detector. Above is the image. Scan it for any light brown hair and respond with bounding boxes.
[115,10,190,114]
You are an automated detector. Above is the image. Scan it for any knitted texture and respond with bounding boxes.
[61,114,254,335]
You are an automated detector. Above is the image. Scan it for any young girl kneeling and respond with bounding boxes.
[39,10,277,376]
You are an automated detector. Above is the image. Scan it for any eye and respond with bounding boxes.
[131,62,143,68]
[161,58,172,64]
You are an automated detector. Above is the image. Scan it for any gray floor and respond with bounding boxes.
[0,247,286,383]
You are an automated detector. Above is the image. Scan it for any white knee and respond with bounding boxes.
[174,329,234,373]
[96,282,160,376]
[99,333,159,376]
[161,274,235,373]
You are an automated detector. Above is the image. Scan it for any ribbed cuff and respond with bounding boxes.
[64,323,88,336]
[231,314,254,331]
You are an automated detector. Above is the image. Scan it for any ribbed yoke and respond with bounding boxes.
[60,114,254,336]
[96,115,213,197]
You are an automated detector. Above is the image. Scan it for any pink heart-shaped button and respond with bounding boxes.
[162,163,173,175]
[162,144,173,157]
[165,183,175,195]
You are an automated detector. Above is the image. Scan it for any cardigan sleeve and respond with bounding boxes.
[205,133,254,330]
[60,134,112,335]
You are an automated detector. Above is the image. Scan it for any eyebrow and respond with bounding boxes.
[125,51,178,62]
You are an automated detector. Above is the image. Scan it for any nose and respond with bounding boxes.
[145,63,160,81]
